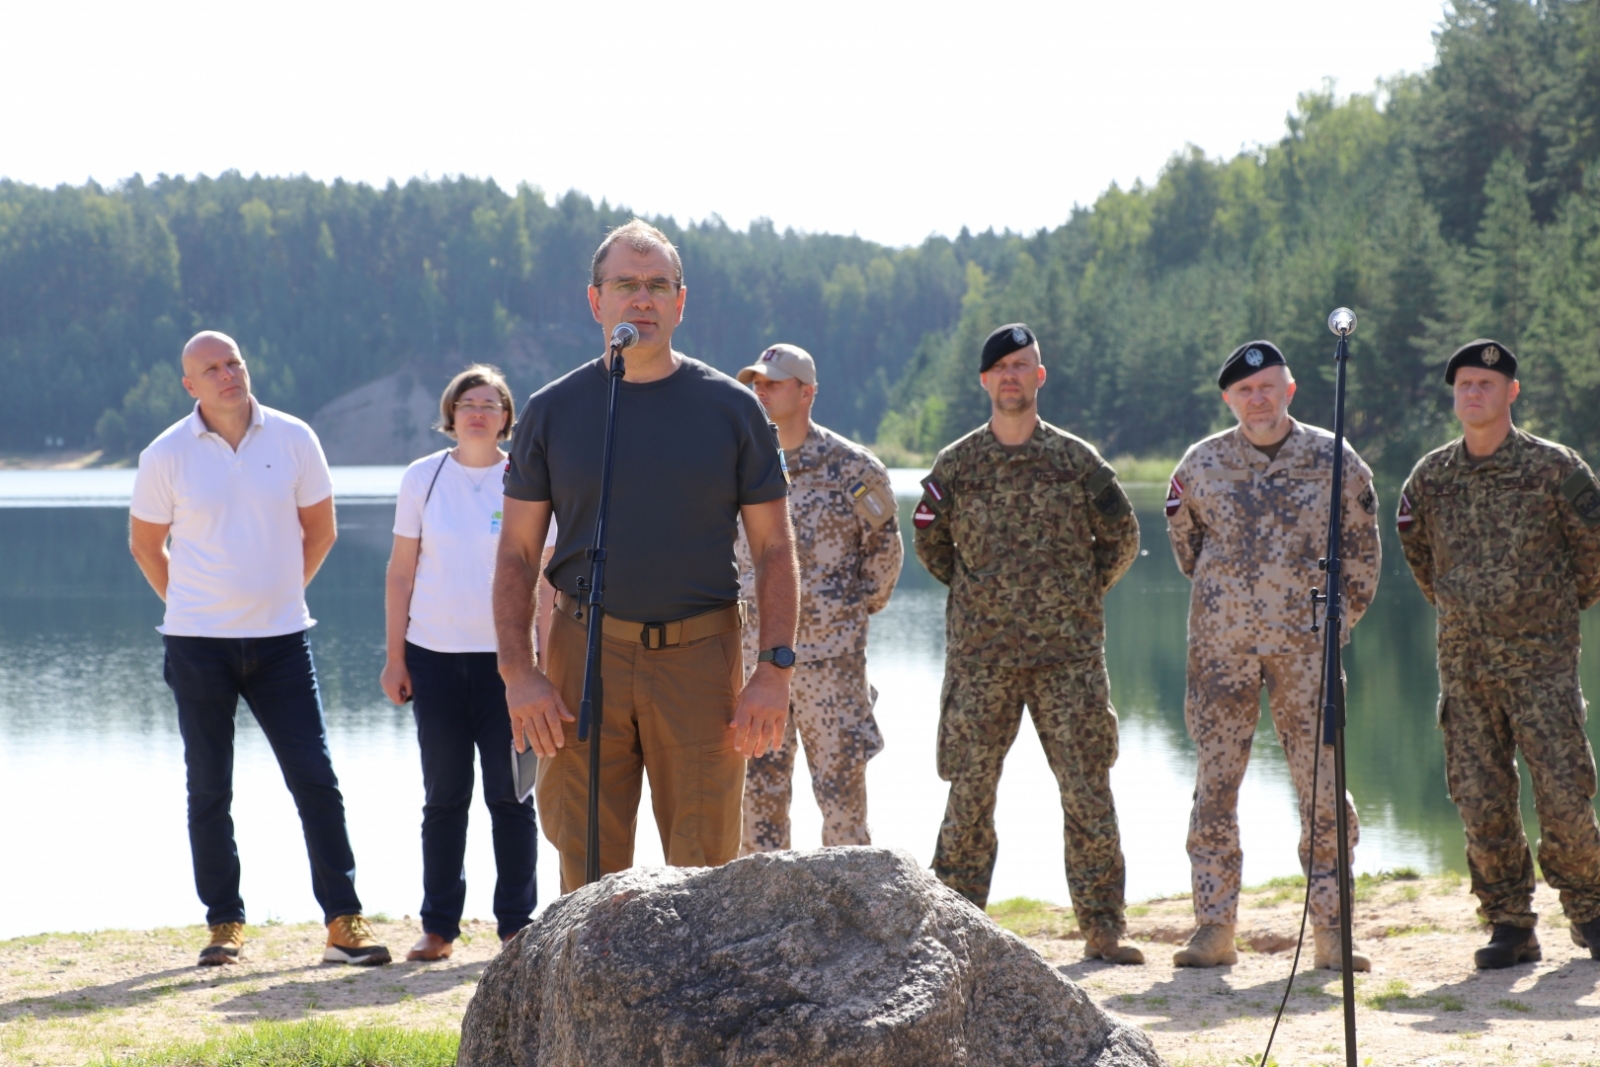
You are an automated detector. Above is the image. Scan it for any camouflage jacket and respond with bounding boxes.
[737,421,903,663]
[1398,426,1600,676]
[913,419,1138,668]
[1166,420,1381,656]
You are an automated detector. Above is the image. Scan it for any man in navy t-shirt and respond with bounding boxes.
[493,219,799,892]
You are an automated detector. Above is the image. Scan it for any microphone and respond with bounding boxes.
[1327,307,1356,337]
[610,323,639,351]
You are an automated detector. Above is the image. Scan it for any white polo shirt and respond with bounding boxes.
[131,399,334,638]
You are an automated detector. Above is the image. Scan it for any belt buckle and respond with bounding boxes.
[641,622,667,650]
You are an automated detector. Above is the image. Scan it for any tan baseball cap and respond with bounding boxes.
[737,343,816,386]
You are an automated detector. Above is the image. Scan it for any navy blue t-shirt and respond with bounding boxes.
[504,355,788,622]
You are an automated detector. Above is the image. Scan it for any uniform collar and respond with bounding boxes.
[789,423,825,472]
[979,418,1046,462]
[186,397,264,439]
[1229,417,1305,472]
[1446,425,1525,471]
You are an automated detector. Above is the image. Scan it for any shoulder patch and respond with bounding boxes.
[919,475,947,514]
[1560,468,1600,528]
[1165,476,1184,518]
[846,477,895,529]
[1084,463,1117,498]
[912,501,938,530]
[1085,463,1130,519]
[1357,485,1376,515]
[1396,492,1415,532]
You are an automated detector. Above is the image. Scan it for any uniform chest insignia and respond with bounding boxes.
[1357,486,1376,515]
[1396,492,1415,532]
[913,501,937,529]
[1165,476,1184,517]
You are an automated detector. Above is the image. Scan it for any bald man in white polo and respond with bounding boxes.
[129,331,390,968]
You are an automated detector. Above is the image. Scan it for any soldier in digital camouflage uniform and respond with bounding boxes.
[1398,339,1600,969]
[914,323,1143,964]
[1166,340,1380,972]
[734,344,903,852]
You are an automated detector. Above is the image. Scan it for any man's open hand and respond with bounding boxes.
[731,663,791,758]
[505,671,574,759]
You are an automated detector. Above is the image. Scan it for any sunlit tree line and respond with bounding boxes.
[2,1,1597,476]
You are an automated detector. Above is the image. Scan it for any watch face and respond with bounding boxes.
[773,646,796,668]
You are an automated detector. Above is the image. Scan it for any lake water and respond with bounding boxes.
[2,469,1596,941]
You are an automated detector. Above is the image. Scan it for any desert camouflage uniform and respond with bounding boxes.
[1166,419,1380,929]
[735,422,902,852]
[914,419,1138,935]
[1398,426,1600,928]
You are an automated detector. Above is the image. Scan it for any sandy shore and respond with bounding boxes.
[1,875,1596,1066]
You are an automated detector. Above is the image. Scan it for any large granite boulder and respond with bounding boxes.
[458,847,1162,1067]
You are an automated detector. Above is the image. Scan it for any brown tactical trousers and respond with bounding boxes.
[536,605,746,894]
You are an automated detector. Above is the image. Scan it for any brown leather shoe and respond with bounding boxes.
[406,933,453,961]
[198,922,245,966]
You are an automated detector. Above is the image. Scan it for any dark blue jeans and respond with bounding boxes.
[163,631,362,926]
[406,642,537,941]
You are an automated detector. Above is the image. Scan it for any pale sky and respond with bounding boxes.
[3,0,1447,248]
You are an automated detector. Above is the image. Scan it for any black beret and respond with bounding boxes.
[980,323,1036,373]
[1218,341,1287,390]
[1444,339,1517,385]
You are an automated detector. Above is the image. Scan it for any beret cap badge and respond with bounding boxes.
[1482,345,1500,367]
[1245,347,1264,367]
[1011,326,1028,346]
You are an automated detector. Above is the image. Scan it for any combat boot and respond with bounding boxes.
[1313,927,1370,971]
[1083,930,1144,965]
[1173,923,1237,967]
[1569,916,1600,960]
[1474,923,1540,969]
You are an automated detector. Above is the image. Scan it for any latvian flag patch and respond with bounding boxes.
[1165,476,1184,517]
[1396,492,1415,532]
[913,502,937,529]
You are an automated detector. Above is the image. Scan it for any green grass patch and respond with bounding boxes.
[1383,923,1447,938]
[97,1019,459,1067]
[1363,978,1464,1013]
[1493,997,1531,1014]
[987,897,1077,939]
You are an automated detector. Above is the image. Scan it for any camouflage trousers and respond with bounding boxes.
[740,651,884,854]
[932,654,1126,936]
[1184,648,1359,928]
[1440,666,1600,927]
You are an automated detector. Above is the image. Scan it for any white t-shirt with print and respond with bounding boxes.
[131,400,334,638]
[394,450,556,654]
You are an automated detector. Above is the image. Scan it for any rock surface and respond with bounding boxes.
[457,847,1163,1067]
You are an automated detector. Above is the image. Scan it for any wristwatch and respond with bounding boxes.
[758,646,797,669]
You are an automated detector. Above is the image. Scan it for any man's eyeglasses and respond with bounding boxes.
[602,276,679,300]
[454,401,504,414]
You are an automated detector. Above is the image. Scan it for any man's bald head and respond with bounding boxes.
[181,330,252,415]
[181,331,241,371]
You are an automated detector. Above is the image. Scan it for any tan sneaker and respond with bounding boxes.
[1174,923,1238,967]
[1083,931,1145,965]
[198,922,245,966]
[1313,926,1371,971]
[323,914,392,966]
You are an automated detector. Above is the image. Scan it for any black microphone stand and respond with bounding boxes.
[573,325,633,886]
[1310,307,1359,1066]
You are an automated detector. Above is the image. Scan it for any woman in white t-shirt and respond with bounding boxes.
[380,364,554,961]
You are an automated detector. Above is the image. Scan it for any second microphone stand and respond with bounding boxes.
[1310,313,1359,1066]
[574,331,630,886]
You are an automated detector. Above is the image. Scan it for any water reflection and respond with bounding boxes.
[0,478,1596,940]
